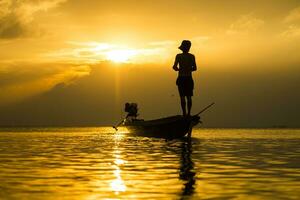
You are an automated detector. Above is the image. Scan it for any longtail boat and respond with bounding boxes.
[114,103,214,139]
[123,115,201,139]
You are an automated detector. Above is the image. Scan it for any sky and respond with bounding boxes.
[0,0,299,127]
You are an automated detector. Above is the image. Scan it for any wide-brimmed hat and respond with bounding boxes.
[178,40,191,51]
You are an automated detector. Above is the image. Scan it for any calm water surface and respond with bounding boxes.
[0,128,299,200]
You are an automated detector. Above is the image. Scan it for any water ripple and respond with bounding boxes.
[0,128,300,199]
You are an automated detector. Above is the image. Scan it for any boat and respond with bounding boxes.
[122,115,201,139]
[114,102,214,139]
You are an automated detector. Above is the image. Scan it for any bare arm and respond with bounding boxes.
[172,55,179,71]
[192,55,197,71]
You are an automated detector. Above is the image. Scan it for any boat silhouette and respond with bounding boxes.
[115,103,214,139]
[123,115,201,139]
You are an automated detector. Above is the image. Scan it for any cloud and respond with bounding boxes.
[226,14,264,35]
[0,0,66,39]
[0,14,24,38]
[41,37,211,64]
[41,41,168,64]
[281,6,300,40]
[0,61,90,106]
[280,25,300,39]
[0,62,299,127]
[284,6,300,23]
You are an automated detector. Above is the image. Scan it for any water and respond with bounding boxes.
[0,128,300,200]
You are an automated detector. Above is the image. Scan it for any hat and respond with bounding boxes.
[178,40,191,51]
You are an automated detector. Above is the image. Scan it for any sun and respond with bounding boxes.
[106,49,137,63]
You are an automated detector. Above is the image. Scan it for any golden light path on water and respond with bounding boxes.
[110,131,127,194]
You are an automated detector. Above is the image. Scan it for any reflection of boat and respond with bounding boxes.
[123,115,200,139]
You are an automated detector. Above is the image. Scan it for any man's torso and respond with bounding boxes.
[177,53,195,77]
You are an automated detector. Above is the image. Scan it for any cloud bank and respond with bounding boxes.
[0,61,90,106]
[0,0,66,39]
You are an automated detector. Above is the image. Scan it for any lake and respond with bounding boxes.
[0,128,299,199]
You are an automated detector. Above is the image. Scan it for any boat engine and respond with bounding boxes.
[125,103,138,119]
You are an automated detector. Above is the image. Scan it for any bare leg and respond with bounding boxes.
[187,96,192,116]
[180,96,187,116]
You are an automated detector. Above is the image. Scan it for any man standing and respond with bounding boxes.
[173,40,197,116]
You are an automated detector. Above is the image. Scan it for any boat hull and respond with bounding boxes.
[123,115,200,139]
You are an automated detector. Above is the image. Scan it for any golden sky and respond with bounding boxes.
[0,0,300,127]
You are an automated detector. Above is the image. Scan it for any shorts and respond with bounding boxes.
[176,76,194,97]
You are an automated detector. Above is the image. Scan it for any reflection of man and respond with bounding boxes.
[179,139,196,196]
[173,40,197,116]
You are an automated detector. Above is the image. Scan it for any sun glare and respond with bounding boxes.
[106,49,137,63]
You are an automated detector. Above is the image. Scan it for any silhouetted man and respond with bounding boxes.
[173,40,197,116]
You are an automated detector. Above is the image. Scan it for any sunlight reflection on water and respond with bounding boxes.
[111,133,126,194]
[0,128,299,199]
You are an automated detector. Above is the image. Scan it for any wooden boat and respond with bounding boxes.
[114,103,214,139]
[122,115,201,139]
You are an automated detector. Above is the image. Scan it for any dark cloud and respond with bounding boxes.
[0,14,26,38]
[0,62,299,128]
[0,61,90,106]
[0,0,66,39]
